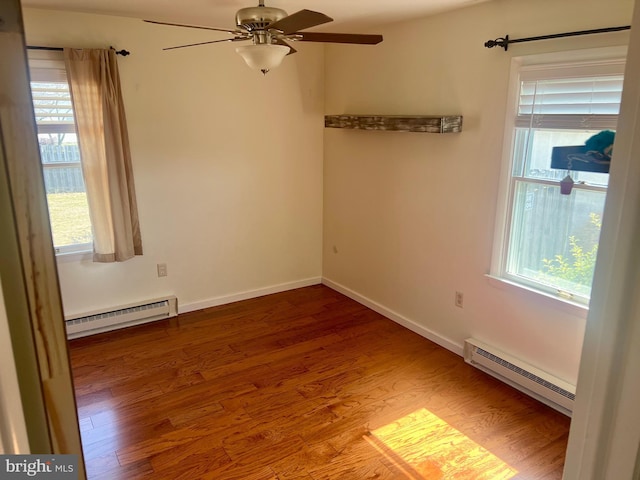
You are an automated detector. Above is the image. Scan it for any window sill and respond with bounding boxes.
[55,249,92,263]
[485,274,589,318]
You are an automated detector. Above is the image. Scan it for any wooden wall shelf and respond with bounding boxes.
[325,115,463,133]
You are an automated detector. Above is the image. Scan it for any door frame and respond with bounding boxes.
[0,1,85,476]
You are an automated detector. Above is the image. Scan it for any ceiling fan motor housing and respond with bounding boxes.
[235,6,288,32]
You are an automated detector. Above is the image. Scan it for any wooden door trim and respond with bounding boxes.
[0,1,85,475]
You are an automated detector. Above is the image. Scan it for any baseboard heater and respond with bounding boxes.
[464,338,575,416]
[65,296,178,339]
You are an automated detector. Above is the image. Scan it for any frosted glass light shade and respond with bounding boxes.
[236,44,290,73]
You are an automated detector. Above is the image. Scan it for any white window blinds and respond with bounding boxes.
[515,60,625,130]
[28,50,77,135]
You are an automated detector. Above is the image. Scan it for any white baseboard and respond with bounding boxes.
[322,277,464,356]
[179,277,322,314]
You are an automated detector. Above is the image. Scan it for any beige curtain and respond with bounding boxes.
[64,48,142,262]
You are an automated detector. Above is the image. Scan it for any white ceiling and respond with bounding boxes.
[20,0,491,32]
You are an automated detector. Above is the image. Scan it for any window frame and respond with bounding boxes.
[28,50,93,256]
[490,52,626,308]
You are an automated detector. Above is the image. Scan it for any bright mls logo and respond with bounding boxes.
[0,455,77,479]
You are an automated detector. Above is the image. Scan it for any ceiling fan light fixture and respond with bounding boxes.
[235,44,290,74]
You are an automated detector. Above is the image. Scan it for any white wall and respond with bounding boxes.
[322,0,634,386]
[23,9,325,316]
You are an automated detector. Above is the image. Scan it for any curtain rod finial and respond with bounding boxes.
[484,35,509,50]
[110,46,131,56]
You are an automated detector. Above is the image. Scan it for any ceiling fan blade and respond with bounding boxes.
[273,38,297,55]
[268,9,333,35]
[163,37,249,51]
[144,19,242,35]
[295,32,383,45]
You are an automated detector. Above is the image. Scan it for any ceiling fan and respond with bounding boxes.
[145,0,383,74]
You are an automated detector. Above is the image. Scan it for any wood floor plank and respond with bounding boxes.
[148,439,231,475]
[199,463,278,480]
[80,418,175,462]
[308,436,398,480]
[114,409,252,466]
[271,442,337,479]
[69,285,571,479]
[88,458,155,480]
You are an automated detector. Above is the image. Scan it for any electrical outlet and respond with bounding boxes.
[157,263,168,277]
[455,291,464,308]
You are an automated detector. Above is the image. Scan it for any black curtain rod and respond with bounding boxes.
[27,45,131,56]
[485,25,631,51]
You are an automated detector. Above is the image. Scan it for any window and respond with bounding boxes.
[493,58,625,305]
[28,51,92,254]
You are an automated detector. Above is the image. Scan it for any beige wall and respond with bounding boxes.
[322,0,634,385]
[23,8,325,316]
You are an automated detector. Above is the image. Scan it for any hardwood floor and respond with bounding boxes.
[69,285,570,479]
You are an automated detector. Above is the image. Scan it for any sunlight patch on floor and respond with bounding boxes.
[367,408,518,479]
